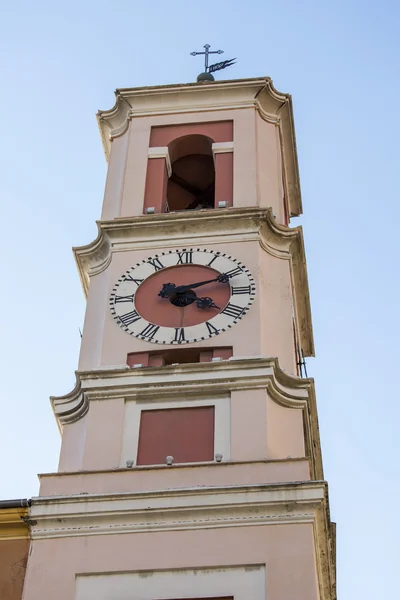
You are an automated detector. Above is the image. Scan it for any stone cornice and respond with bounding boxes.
[38,457,309,479]
[96,77,302,217]
[73,207,314,356]
[30,480,326,539]
[51,356,323,480]
[50,373,88,432]
[0,507,30,540]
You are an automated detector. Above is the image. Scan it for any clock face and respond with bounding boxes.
[109,248,255,345]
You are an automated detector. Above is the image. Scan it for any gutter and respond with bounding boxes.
[0,499,31,508]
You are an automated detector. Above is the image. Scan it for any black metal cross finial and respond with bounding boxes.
[190,44,224,72]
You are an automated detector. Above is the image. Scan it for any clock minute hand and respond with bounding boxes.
[175,278,218,294]
[174,274,228,294]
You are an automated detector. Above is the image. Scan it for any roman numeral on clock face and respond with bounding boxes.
[231,286,251,295]
[119,310,141,326]
[224,267,242,279]
[148,258,165,271]
[221,303,245,319]
[124,275,144,285]
[206,254,219,267]
[177,250,193,264]
[205,321,220,336]
[114,294,135,303]
[139,323,160,340]
[174,327,186,342]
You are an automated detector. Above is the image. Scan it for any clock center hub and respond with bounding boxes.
[170,289,197,307]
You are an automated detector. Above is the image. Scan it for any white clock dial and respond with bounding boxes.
[109,248,256,344]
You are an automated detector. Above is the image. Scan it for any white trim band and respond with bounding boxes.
[147,146,172,177]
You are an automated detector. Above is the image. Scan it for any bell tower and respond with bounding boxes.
[22,76,336,600]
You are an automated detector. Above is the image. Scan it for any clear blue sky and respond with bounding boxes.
[0,1,399,597]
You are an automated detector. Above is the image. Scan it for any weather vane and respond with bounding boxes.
[190,44,236,81]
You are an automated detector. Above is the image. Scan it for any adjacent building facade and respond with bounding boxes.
[19,76,336,599]
[0,500,30,600]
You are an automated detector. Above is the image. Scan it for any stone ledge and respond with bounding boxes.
[30,480,327,539]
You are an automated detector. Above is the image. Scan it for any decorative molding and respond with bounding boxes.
[50,373,88,431]
[50,356,322,480]
[29,480,327,540]
[147,146,172,177]
[73,207,314,355]
[212,141,234,154]
[96,77,302,217]
[256,103,281,125]
[73,225,111,297]
[38,457,310,481]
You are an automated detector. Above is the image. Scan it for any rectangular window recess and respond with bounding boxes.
[137,406,215,466]
[127,347,233,367]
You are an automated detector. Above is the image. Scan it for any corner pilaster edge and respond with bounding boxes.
[259,212,314,357]
[256,79,302,218]
[290,226,315,357]
[265,359,322,481]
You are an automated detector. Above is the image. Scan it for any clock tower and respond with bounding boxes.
[22,76,336,600]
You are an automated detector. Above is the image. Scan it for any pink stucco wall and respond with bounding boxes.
[214,151,233,206]
[256,113,285,223]
[267,396,305,459]
[23,524,319,600]
[143,156,168,214]
[40,459,311,496]
[258,246,297,374]
[100,132,129,221]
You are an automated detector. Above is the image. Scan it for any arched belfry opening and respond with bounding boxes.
[167,135,215,211]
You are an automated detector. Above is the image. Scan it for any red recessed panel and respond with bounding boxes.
[137,406,215,465]
[150,121,233,147]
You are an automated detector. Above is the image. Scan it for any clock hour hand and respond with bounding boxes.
[196,297,220,309]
